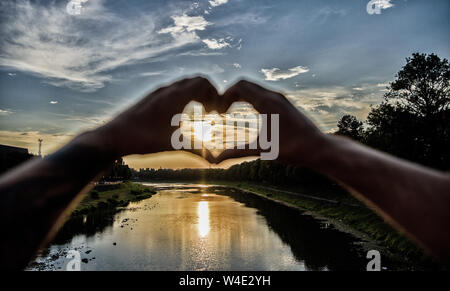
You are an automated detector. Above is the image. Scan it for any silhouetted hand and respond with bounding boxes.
[94,76,220,162]
[214,80,326,166]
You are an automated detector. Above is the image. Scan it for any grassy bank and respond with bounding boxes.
[70,181,156,217]
[215,181,439,266]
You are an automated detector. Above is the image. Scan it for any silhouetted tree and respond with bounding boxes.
[336,115,364,141]
[103,158,132,181]
[366,53,450,170]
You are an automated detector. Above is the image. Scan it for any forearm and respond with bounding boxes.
[307,134,450,260]
[0,128,118,270]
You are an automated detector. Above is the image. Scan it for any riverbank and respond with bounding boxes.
[140,179,439,269]
[70,181,156,217]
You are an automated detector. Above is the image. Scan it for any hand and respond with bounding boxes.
[84,78,325,166]
[214,80,327,166]
[91,77,220,162]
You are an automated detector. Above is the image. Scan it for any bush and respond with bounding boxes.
[90,190,99,199]
[107,198,118,206]
[143,188,157,194]
[130,189,144,195]
[97,201,109,209]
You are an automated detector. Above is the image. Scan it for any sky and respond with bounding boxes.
[0,0,449,169]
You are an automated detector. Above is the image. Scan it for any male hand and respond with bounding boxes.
[93,77,220,162]
[214,80,327,166]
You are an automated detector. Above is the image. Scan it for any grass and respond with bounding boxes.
[70,181,156,217]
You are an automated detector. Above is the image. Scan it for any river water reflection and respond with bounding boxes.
[28,184,371,271]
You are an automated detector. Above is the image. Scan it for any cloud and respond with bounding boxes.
[178,51,224,57]
[158,14,211,36]
[0,109,13,116]
[286,84,385,131]
[0,130,74,155]
[0,1,206,91]
[233,63,241,69]
[139,71,166,77]
[377,82,390,87]
[7,73,16,77]
[261,65,309,81]
[209,0,228,7]
[210,64,225,74]
[202,38,231,50]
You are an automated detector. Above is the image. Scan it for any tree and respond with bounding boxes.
[336,115,364,141]
[103,158,132,181]
[387,53,449,118]
[367,53,450,170]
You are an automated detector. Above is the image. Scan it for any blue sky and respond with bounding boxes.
[0,0,449,168]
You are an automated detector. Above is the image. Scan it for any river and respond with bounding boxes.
[27,183,382,271]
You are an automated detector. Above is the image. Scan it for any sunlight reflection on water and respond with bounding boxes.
[197,201,210,238]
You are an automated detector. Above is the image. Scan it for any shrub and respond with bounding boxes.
[90,190,99,199]
[107,198,118,206]
[130,189,143,195]
[97,201,109,209]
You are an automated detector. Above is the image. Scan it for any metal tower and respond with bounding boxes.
[38,139,43,157]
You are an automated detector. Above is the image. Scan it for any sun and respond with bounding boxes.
[193,121,213,142]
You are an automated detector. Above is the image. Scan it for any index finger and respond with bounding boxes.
[170,76,221,113]
[220,80,290,114]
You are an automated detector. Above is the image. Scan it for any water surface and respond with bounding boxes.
[28,184,371,270]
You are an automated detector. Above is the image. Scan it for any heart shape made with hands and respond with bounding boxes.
[119,77,313,165]
[170,80,282,165]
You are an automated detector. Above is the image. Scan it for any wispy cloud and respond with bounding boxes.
[261,65,309,81]
[177,51,225,57]
[0,1,206,91]
[139,71,166,77]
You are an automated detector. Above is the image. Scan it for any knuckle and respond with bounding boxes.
[236,79,249,86]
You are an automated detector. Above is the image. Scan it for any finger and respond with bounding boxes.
[173,76,220,113]
[220,80,289,114]
[184,148,217,164]
[213,147,263,164]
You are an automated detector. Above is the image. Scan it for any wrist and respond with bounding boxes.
[73,127,122,161]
